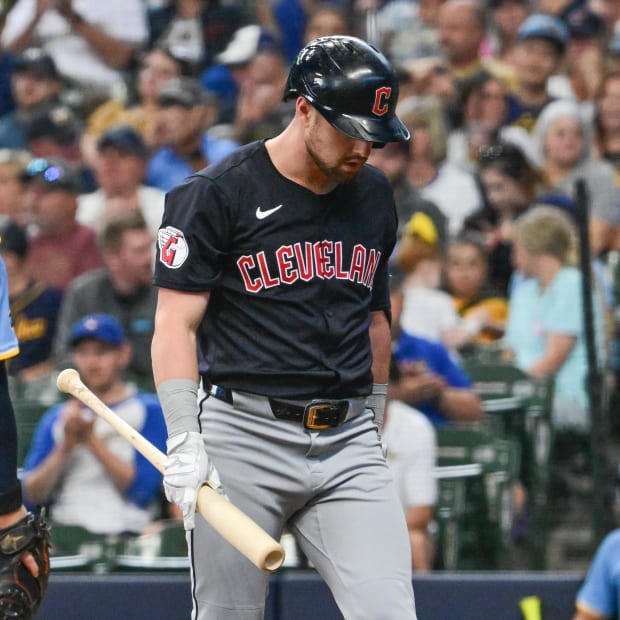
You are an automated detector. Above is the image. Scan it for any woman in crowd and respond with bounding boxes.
[399,95,482,237]
[532,98,620,257]
[593,69,620,188]
[443,232,508,347]
[465,141,541,294]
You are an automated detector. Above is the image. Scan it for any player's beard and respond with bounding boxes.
[305,131,366,185]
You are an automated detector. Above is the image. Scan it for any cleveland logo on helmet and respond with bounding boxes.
[283,36,410,145]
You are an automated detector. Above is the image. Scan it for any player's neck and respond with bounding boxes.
[266,130,337,195]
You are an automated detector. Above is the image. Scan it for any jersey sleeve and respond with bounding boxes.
[153,175,235,292]
[125,394,168,508]
[0,257,19,360]
[575,530,620,617]
[22,405,62,476]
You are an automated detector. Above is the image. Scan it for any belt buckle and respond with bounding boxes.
[303,400,347,430]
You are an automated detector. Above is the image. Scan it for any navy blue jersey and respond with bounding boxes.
[153,141,397,399]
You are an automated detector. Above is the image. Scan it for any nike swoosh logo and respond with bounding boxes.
[256,205,283,220]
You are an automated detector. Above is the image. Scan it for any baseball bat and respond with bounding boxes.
[56,368,285,573]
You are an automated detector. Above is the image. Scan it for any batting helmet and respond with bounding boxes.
[284,36,410,144]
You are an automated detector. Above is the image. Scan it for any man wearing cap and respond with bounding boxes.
[0,47,63,150]
[77,125,165,238]
[146,76,238,192]
[22,157,102,290]
[0,216,61,391]
[22,312,167,536]
[505,13,569,131]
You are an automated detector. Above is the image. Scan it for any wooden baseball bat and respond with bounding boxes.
[56,368,285,573]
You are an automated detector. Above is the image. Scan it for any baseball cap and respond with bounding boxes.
[565,6,606,39]
[25,105,81,146]
[0,217,28,257]
[97,125,148,158]
[20,157,81,193]
[158,77,211,109]
[69,313,125,348]
[215,25,279,66]
[517,14,569,52]
[13,47,61,80]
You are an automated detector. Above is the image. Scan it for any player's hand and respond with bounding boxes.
[164,431,224,531]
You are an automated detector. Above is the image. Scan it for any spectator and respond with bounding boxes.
[589,0,620,32]
[486,0,531,64]
[593,69,620,187]
[390,331,484,427]
[147,0,241,72]
[367,140,448,247]
[53,211,156,389]
[22,312,167,535]
[1,0,148,101]
[0,47,63,150]
[504,205,604,432]
[443,232,509,345]
[21,156,102,290]
[465,141,542,294]
[400,95,482,237]
[572,528,620,619]
[230,45,291,144]
[0,148,31,225]
[392,212,462,345]
[384,359,438,572]
[24,104,96,193]
[146,76,238,192]
[532,98,620,257]
[81,45,185,165]
[0,216,61,392]
[447,69,534,172]
[0,7,16,119]
[303,3,349,44]
[505,13,568,133]
[200,24,280,124]
[77,125,165,238]
[437,0,516,91]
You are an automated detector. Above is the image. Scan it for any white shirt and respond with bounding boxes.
[2,0,148,92]
[77,186,165,238]
[384,401,437,509]
[399,287,461,343]
[418,163,482,237]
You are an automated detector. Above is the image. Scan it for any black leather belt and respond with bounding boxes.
[206,384,350,430]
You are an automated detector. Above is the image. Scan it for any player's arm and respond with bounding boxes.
[152,287,210,389]
[368,310,391,435]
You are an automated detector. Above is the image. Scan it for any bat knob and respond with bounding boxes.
[56,368,81,393]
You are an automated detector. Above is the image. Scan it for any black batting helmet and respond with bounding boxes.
[284,36,410,145]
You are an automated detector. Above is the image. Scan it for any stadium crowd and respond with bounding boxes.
[2,0,620,587]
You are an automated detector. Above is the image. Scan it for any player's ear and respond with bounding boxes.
[296,96,313,127]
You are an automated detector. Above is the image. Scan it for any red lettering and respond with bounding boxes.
[237,255,263,293]
[161,236,178,266]
[294,242,314,281]
[372,87,391,116]
[256,251,280,288]
[276,246,298,284]
[363,249,381,288]
[334,242,349,279]
[349,244,367,284]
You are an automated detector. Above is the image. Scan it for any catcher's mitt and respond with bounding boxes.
[0,511,50,620]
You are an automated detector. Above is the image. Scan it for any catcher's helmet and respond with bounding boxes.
[284,36,410,144]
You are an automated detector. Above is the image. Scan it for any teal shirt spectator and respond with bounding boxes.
[505,266,602,431]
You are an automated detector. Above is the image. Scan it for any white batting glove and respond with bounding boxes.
[367,383,387,436]
[164,431,224,531]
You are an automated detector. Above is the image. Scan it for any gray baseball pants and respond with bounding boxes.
[189,389,417,620]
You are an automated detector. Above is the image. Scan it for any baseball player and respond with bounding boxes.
[0,255,50,619]
[152,36,417,619]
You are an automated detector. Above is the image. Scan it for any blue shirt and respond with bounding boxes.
[23,392,166,510]
[146,133,239,192]
[505,266,596,410]
[576,529,620,617]
[394,332,473,426]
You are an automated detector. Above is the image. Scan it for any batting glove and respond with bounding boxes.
[164,431,224,531]
[367,384,388,457]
